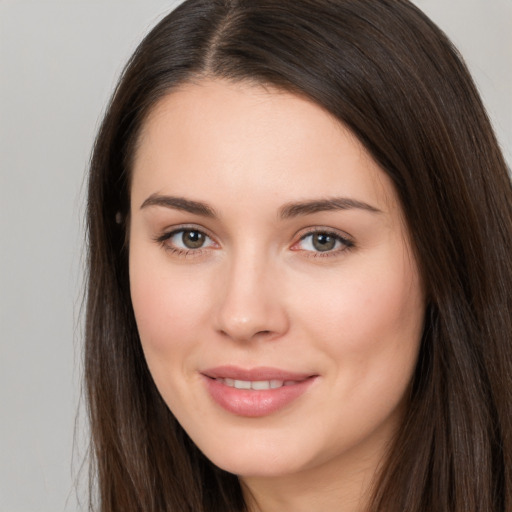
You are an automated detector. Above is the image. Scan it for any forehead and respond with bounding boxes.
[131,79,398,216]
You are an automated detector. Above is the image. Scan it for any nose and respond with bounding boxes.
[213,250,290,343]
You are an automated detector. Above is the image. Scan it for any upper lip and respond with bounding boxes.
[201,365,316,381]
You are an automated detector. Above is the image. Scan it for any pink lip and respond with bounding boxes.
[202,365,313,382]
[201,366,318,417]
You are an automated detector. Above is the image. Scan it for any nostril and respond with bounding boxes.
[218,328,275,341]
[214,297,290,341]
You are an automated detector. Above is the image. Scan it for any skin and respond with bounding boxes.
[129,80,426,512]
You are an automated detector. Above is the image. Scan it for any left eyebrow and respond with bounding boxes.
[140,194,217,217]
[279,197,382,219]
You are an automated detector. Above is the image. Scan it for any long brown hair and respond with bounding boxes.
[85,1,512,510]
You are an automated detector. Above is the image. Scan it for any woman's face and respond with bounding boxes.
[129,80,425,482]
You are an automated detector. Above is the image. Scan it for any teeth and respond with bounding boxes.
[217,378,289,390]
[251,380,270,390]
[234,379,251,390]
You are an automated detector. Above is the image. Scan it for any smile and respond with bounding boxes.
[215,378,299,390]
[202,366,317,417]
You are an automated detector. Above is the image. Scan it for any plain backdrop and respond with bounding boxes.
[0,1,510,511]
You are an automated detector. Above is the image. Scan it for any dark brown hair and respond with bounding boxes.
[85,1,512,510]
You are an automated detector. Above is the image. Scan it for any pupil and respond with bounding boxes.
[313,233,335,251]
[182,230,205,249]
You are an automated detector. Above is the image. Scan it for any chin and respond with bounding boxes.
[211,454,301,479]
[192,433,305,478]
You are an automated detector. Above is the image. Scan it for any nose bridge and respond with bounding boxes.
[214,241,288,342]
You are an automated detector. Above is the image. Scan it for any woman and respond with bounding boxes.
[85,0,512,511]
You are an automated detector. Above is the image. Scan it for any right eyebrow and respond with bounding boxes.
[140,194,217,218]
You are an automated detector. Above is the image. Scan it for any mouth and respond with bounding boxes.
[201,365,315,381]
[212,378,302,390]
[201,366,318,417]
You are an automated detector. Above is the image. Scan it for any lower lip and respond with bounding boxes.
[202,376,316,417]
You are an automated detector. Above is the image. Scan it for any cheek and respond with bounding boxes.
[305,263,419,327]
[294,249,424,381]
[129,244,209,356]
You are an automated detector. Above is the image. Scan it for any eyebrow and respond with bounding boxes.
[279,197,382,218]
[140,194,217,217]
[140,194,381,218]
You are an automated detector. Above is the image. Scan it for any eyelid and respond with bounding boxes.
[155,223,215,241]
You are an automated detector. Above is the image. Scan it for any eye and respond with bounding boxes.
[172,229,209,249]
[293,230,354,255]
[157,228,217,254]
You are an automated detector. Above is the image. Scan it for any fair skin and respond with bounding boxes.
[129,79,425,512]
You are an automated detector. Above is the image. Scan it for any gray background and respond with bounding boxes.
[1,1,510,511]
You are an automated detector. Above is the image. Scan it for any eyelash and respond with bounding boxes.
[155,226,355,259]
